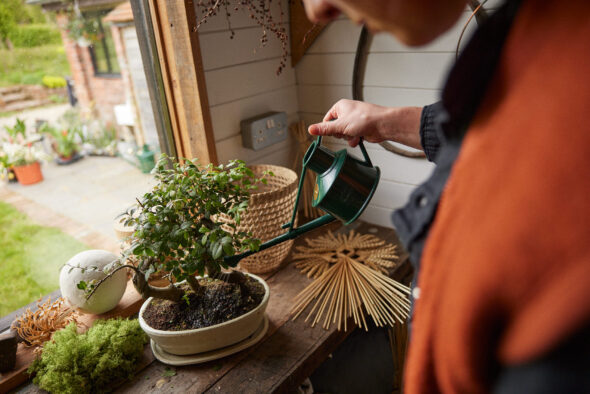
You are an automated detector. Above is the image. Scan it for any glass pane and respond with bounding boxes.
[103,23,120,74]
[87,13,120,75]
[92,40,109,73]
[0,1,161,317]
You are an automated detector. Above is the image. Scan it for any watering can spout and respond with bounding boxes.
[224,136,380,268]
[224,214,336,267]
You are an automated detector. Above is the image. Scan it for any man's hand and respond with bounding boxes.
[308,99,423,149]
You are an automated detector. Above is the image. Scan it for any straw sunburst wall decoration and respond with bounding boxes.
[291,231,411,331]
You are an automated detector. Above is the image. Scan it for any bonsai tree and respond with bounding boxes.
[80,155,271,303]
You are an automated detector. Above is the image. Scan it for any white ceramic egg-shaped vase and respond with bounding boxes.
[60,250,128,314]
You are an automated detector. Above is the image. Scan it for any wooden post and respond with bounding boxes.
[148,0,217,164]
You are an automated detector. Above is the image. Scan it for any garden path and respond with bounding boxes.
[0,155,155,253]
[0,103,70,131]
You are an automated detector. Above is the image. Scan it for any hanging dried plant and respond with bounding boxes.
[195,0,288,75]
[291,231,410,331]
[11,297,80,350]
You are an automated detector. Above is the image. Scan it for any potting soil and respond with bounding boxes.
[142,276,264,331]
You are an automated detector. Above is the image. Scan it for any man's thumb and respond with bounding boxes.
[308,121,335,136]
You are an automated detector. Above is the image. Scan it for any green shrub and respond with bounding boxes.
[29,319,148,394]
[42,75,67,88]
[8,24,62,48]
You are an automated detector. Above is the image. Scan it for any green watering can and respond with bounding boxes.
[224,136,380,267]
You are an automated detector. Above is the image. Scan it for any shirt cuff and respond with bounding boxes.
[420,103,441,162]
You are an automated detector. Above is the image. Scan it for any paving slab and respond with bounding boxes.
[1,155,155,247]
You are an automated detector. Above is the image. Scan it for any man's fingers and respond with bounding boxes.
[347,137,360,147]
[322,105,339,122]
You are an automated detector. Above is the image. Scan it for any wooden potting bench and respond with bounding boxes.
[3,221,411,393]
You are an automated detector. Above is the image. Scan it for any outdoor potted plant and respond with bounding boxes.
[0,142,47,185]
[40,123,82,165]
[76,155,272,356]
[1,119,47,185]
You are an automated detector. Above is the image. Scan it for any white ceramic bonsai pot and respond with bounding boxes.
[139,273,269,356]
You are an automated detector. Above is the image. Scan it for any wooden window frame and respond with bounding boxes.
[131,0,217,164]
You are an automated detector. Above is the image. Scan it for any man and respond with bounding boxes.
[301,0,590,392]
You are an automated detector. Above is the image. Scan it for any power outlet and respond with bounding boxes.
[241,112,288,150]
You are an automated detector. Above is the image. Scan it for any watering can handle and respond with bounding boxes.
[317,135,373,167]
[357,138,373,167]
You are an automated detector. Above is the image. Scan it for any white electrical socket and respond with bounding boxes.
[241,112,288,150]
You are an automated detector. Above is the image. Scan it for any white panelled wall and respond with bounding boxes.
[195,1,299,167]
[196,3,500,228]
[295,9,488,228]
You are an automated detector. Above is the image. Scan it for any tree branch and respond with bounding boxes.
[83,263,184,303]
[185,275,201,294]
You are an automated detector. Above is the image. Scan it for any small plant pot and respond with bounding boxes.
[139,273,269,356]
[56,152,82,165]
[13,162,43,185]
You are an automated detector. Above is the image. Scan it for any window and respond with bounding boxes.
[86,11,120,76]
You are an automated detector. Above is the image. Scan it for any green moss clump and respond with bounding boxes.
[28,318,148,394]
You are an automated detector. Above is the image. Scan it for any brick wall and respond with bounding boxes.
[57,13,125,127]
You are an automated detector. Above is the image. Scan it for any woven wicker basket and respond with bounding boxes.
[222,164,298,274]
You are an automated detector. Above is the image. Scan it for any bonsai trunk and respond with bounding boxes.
[185,269,247,295]
[186,275,201,294]
[96,264,250,303]
[132,271,184,302]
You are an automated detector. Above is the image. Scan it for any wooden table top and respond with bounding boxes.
[10,220,411,394]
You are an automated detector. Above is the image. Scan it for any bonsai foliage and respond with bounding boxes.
[90,155,271,302]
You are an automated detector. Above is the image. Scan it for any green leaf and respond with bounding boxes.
[77,281,87,290]
[212,243,222,260]
[144,266,155,281]
[222,242,234,256]
[132,244,144,255]
[162,367,176,377]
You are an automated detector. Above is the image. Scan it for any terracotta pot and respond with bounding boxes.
[13,162,43,185]
[139,273,269,355]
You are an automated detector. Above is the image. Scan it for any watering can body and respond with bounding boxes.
[224,136,380,267]
[307,144,380,224]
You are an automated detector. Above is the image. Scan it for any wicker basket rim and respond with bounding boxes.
[249,164,298,199]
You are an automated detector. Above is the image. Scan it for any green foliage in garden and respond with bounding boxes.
[29,319,148,394]
[0,0,46,41]
[9,24,63,48]
[0,45,70,86]
[0,201,88,316]
[0,6,16,41]
[42,75,67,88]
[2,0,46,25]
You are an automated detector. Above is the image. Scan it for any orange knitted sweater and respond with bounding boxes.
[405,1,590,392]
